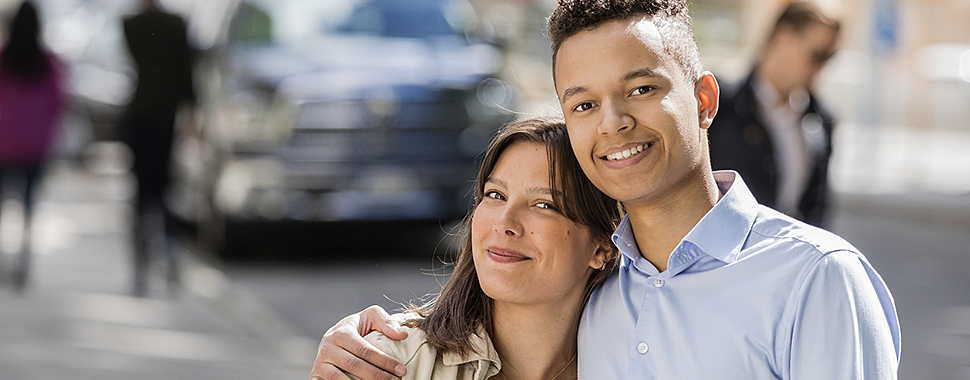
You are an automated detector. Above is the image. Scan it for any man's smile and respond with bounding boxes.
[601,142,655,161]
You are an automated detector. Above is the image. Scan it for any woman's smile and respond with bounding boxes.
[486,247,531,263]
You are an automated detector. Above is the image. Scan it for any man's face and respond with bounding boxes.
[554,16,712,206]
[772,22,839,91]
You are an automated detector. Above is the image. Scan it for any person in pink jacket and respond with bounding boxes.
[0,0,66,290]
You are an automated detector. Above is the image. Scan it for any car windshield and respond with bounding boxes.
[232,0,461,45]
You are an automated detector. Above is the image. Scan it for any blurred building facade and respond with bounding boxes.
[0,0,966,197]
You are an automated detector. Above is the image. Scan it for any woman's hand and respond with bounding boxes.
[309,305,409,380]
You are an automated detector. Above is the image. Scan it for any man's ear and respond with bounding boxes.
[696,72,719,130]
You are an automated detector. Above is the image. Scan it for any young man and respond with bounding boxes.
[310,1,900,379]
[709,1,841,227]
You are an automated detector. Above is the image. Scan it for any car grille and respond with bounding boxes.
[285,98,477,162]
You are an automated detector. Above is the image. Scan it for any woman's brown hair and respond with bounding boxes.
[404,116,621,356]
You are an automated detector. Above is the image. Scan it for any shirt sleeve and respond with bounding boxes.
[784,250,900,380]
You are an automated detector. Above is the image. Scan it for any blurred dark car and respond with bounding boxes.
[171,0,516,255]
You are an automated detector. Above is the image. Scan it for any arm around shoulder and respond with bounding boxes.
[784,250,901,380]
[349,322,436,380]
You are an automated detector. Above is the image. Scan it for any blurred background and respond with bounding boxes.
[0,0,966,378]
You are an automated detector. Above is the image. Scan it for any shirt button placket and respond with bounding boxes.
[637,342,649,354]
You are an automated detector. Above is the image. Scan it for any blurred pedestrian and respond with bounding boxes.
[0,0,66,291]
[121,0,195,296]
[709,0,841,227]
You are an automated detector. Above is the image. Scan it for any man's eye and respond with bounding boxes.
[631,86,654,96]
[573,102,594,112]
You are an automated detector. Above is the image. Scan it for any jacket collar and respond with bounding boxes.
[441,325,502,374]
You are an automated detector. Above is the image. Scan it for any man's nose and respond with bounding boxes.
[598,98,634,135]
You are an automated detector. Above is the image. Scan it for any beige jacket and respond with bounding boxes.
[351,314,501,380]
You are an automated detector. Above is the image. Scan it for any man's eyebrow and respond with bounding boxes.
[560,85,588,103]
[560,68,660,103]
[622,67,660,82]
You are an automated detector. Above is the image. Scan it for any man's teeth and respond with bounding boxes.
[606,144,646,161]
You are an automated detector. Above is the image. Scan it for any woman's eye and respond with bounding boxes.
[573,102,594,112]
[483,190,505,201]
[631,86,654,96]
[535,201,559,211]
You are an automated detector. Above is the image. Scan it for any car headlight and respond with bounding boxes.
[214,158,286,219]
[211,92,295,148]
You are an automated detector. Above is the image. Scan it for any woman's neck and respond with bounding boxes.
[489,298,583,380]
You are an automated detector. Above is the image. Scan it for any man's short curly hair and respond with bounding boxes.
[548,0,703,84]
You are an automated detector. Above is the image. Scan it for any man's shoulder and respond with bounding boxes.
[717,72,756,105]
[125,9,185,28]
[747,205,859,259]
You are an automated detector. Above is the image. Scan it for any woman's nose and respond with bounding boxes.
[493,204,523,236]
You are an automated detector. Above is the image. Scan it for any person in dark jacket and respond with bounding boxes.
[709,0,840,227]
[121,0,195,296]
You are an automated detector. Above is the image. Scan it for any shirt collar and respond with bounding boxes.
[682,171,759,264]
[612,216,640,266]
[610,171,759,267]
[441,325,502,373]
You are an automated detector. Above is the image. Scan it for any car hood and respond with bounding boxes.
[229,35,501,101]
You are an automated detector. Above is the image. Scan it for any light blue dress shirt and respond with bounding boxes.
[578,171,900,380]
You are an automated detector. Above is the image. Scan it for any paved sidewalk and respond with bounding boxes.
[0,161,314,380]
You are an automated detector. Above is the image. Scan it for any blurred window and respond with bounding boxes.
[230,0,459,45]
[230,3,272,43]
[335,0,457,38]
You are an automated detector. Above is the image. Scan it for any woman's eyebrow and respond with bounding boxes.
[487,177,561,197]
[528,186,564,198]
[484,177,506,188]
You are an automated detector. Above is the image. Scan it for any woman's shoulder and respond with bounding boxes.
[363,313,434,365]
[356,313,500,380]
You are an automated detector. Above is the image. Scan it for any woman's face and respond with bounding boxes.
[472,141,607,306]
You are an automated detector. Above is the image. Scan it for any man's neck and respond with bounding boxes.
[623,169,720,272]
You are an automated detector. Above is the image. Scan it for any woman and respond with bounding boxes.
[0,0,66,290]
[326,116,621,380]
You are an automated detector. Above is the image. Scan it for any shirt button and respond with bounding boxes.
[637,342,649,354]
[653,278,665,288]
